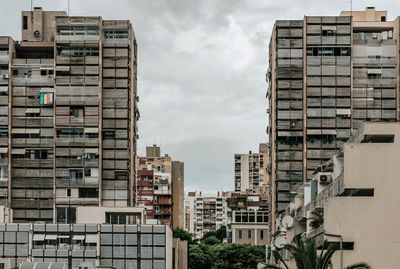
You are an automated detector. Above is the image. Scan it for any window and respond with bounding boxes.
[103,131,115,140]
[115,171,128,181]
[34,149,48,160]
[78,188,98,198]
[70,169,83,180]
[238,229,242,240]
[381,16,386,22]
[67,188,71,197]
[23,16,28,30]
[260,230,264,240]
[361,134,394,143]
[84,169,91,177]
[70,106,84,118]
[56,207,76,224]
[248,230,252,240]
[322,30,336,36]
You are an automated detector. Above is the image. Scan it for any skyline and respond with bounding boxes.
[1,0,399,195]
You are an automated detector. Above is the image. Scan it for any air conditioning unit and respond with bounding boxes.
[318,173,332,185]
[2,74,8,79]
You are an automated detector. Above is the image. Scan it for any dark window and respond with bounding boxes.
[70,106,84,118]
[260,230,264,240]
[238,229,242,240]
[248,230,252,240]
[78,188,98,198]
[115,171,128,180]
[322,30,336,36]
[67,189,71,197]
[361,134,394,143]
[340,188,374,197]
[103,131,115,140]
[381,16,386,22]
[34,149,48,160]
[70,169,83,180]
[235,214,241,223]
[84,169,91,177]
[56,207,76,224]
[23,16,28,30]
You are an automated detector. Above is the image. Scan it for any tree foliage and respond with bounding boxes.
[201,236,220,245]
[189,243,265,269]
[201,225,226,242]
[265,236,370,269]
[173,227,193,244]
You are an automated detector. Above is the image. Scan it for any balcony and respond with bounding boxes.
[12,76,54,87]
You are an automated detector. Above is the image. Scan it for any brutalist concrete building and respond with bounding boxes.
[0,7,138,223]
[267,7,400,235]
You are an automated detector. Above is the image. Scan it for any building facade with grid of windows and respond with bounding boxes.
[0,7,138,223]
[267,7,400,237]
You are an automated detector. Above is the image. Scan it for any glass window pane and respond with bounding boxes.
[153,247,165,258]
[141,246,152,258]
[153,235,165,246]
[141,260,152,269]
[141,234,152,245]
[126,234,137,245]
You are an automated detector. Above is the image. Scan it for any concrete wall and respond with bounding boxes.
[324,123,400,269]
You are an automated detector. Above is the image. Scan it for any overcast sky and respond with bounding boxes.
[1,0,399,195]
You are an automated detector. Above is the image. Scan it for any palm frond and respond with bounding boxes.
[264,265,283,269]
[345,263,371,269]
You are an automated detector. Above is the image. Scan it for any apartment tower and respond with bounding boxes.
[137,145,184,228]
[0,7,138,223]
[268,7,399,234]
[234,143,269,195]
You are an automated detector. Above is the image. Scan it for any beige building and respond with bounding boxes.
[267,7,400,236]
[138,145,184,228]
[0,7,138,223]
[231,211,269,245]
[234,143,269,195]
[275,122,400,269]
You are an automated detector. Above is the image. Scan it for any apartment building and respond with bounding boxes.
[271,122,400,269]
[226,192,268,245]
[0,7,138,223]
[184,191,227,240]
[267,7,400,235]
[234,143,269,195]
[137,145,184,228]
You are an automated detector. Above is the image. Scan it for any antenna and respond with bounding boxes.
[68,0,71,15]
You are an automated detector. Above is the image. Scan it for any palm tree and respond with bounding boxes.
[265,236,370,269]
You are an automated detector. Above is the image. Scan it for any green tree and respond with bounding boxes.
[202,225,227,241]
[189,244,213,269]
[211,244,265,269]
[202,235,221,245]
[173,227,193,244]
[265,236,370,269]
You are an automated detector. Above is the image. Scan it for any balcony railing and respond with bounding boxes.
[296,174,344,220]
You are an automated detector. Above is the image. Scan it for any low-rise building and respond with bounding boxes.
[226,192,269,245]
[275,122,400,269]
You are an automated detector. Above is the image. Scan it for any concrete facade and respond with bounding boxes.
[279,122,400,269]
[267,7,400,237]
[137,145,184,228]
[184,192,227,240]
[0,7,139,223]
[234,144,269,195]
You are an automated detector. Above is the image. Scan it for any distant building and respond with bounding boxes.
[137,145,184,228]
[184,191,227,240]
[279,122,400,269]
[226,192,269,245]
[234,143,269,195]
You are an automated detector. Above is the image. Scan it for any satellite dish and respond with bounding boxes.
[273,234,286,249]
[282,215,294,228]
[34,30,40,38]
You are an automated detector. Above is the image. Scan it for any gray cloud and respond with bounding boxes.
[2,0,400,195]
